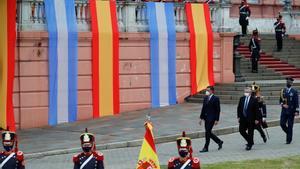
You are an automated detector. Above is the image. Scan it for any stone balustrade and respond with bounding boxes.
[17,0,220,32]
[15,0,300,33]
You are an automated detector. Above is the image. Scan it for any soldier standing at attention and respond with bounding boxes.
[73,129,104,169]
[168,132,200,169]
[0,129,25,169]
[280,77,299,144]
[239,0,251,36]
[274,13,286,52]
[248,29,261,73]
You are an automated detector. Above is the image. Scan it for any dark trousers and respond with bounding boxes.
[239,119,254,146]
[241,25,247,35]
[280,112,295,143]
[254,124,266,139]
[204,120,222,149]
[276,33,283,51]
[251,58,258,72]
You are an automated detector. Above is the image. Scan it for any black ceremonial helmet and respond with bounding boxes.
[2,129,16,152]
[176,131,193,158]
[80,128,95,153]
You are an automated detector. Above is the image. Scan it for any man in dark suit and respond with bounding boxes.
[199,86,223,153]
[237,87,260,151]
[280,77,299,144]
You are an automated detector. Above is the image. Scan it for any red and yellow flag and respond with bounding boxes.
[90,0,120,118]
[0,0,16,131]
[136,122,160,169]
[186,3,214,95]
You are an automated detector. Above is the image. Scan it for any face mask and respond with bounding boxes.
[179,150,188,158]
[82,146,92,153]
[205,91,210,96]
[244,93,250,97]
[287,84,292,88]
[3,145,13,152]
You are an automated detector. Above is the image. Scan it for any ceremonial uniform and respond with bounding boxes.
[239,1,251,36]
[0,151,25,169]
[73,129,105,169]
[0,130,25,169]
[248,30,261,73]
[168,157,200,169]
[274,14,286,51]
[73,152,104,169]
[280,77,299,144]
[168,132,201,169]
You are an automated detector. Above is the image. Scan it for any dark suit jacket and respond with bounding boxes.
[200,95,220,122]
[237,96,259,122]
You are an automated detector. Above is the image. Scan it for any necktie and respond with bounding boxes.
[243,96,249,117]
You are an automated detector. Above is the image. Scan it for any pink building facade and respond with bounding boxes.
[13,0,300,129]
[14,31,235,129]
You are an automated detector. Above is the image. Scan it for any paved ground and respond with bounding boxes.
[26,124,300,169]
[17,103,284,154]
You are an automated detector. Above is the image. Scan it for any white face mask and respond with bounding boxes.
[205,91,210,96]
[244,93,250,97]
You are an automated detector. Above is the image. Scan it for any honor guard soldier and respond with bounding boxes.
[274,13,286,52]
[239,0,251,36]
[280,77,299,144]
[168,132,200,169]
[248,29,261,73]
[0,129,25,169]
[73,129,104,169]
[251,82,267,143]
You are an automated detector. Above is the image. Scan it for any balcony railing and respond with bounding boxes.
[17,0,220,32]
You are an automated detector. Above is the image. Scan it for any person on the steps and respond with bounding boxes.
[274,13,286,52]
[248,29,261,73]
[239,0,251,36]
[251,82,267,143]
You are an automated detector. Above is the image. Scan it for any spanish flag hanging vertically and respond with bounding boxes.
[0,0,16,131]
[90,0,120,118]
[186,3,214,95]
[136,122,160,169]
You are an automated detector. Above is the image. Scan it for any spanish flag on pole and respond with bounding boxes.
[0,0,16,131]
[136,122,160,169]
[186,3,214,95]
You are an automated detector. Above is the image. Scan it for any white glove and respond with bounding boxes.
[262,118,266,122]
[246,17,249,20]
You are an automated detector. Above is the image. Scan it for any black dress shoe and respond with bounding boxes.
[200,148,208,153]
[245,144,252,151]
[263,136,267,143]
[286,141,291,144]
[218,141,223,150]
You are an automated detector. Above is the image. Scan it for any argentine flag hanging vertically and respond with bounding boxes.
[44,0,78,125]
[147,2,177,108]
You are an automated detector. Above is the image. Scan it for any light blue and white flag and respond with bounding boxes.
[44,0,78,125]
[147,2,177,108]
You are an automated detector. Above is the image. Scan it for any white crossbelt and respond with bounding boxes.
[80,154,94,169]
[240,5,245,11]
[252,38,257,49]
[0,153,15,169]
[180,159,191,169]
[274,22,280,28]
